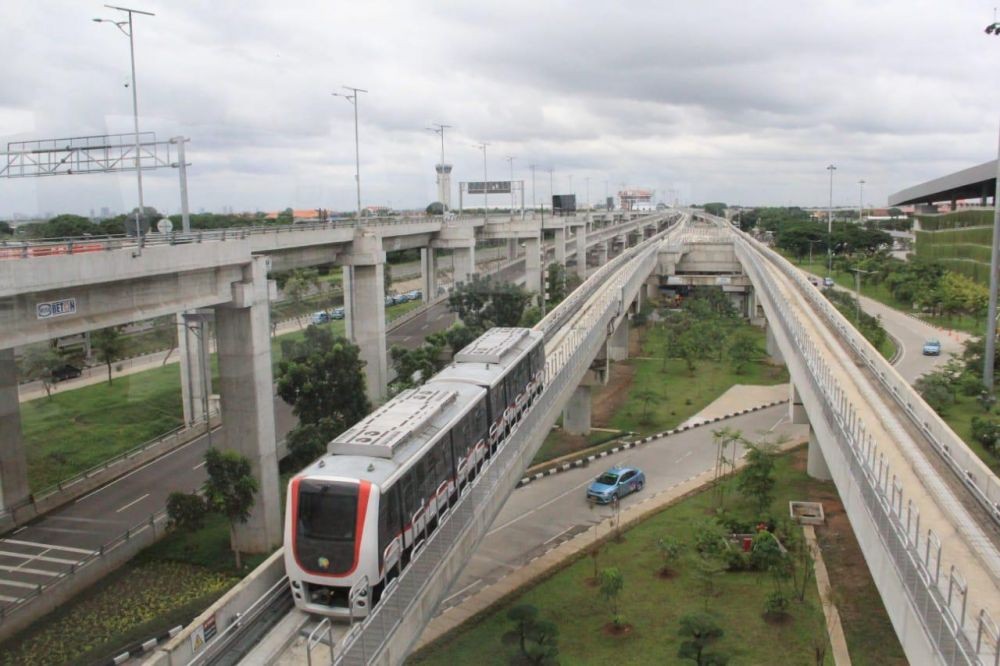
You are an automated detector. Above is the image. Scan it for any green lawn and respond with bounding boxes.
[785,254,985,336]
[22,298,430,492]
[939,394,1000,476]
[409,449,835,666]
[610,324,788,437]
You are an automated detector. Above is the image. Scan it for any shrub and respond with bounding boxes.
[764,590,790,617]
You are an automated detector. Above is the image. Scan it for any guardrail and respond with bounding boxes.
[734,234,999,665]
[331,225,673,664]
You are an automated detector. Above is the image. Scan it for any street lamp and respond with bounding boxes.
[506,155,516,217]
[849,268,873,323]
[984,20,1000,391]
[475,142,489,223]
[332,86,368,228]
[425,123,451,211]
[858,179,865,224]
[807,238,822,267]
[826,164,837,274]
[93,4,154,242]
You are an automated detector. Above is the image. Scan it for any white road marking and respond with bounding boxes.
[674,451,693,463]
[0,563,62,577]
[0,578,48,590]
[2,539,94,555]
[0,594,21,603]
[193,461,206,470]
[12,527,25,535]
[49,515,123,525]
[116,493,150,514]
[487,473,604,536]
[75,435,199,503]
[442,579,481,604]
[0,550,77,565]
[769,415,787,432]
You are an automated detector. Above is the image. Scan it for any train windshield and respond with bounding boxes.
[295,480,359,575]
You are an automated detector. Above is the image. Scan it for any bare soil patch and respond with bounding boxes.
[762,611,792,626]
[656,566,677,580]
[601,623,634,637]
[592,362,635,427]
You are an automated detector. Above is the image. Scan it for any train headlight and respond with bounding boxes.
[291,580,301,589]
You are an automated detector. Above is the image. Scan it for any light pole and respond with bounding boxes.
[850,268,873,323]
[425,123,451,210]
[93,4,154,241]
[858,179,865,224]
[548,168,554,204]
[808,238,822,267]
[506,156,516,217]
[984,19,1000,391]
[529,164,537,212]
[333,86,368,227]
[475,142,489,223]
[826,164,837,275]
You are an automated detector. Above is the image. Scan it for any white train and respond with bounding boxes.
[284,327,545,617]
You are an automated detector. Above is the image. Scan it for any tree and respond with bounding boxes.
[710,427,742,510]
[283,268,320,328]
[657,536,683,577]
[166,492,207,532]
[37,214,97,238]
[203,448,259,568]
[677,612,726,665]
[544,262,566,307]
[276,207,294,224]
[426,201,446,215]
[276,326,371,429]
[738,441,777,514]
[702,202,727,217]
[449,274,532,332]
[502,604,559,665]
[971,416,1000,455]
[283,418,340,471]
[18,345,64,398]
[635,388,658,423]
[93,326,127,385]
[0,221,13,235]
[389,332,448,392]
[914,371,955,415]
[727,330,759,375]
[598,567,625,626]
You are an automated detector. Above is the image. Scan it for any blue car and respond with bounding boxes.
[923,339,941,356]
[310,311,330,325]
[587,466,645,504]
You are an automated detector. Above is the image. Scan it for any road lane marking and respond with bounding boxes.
[2,539,94,555]
[487,474,599,536]
[193,461,206,470]
[0,550,77,565]
[49,516,124,525]
[75,434,203,503]
[0,579,47,590]
[0,594,21,603]
[0,563,62,577]
[674,451,693,463]
[116,493,150,513]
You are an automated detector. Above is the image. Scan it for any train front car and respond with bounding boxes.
[285,383,486,619]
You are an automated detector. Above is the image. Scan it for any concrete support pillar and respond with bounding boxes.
[421,248,437,299]
[524,235,542,298]
[573,226,587,279]
[765,324,785,365]
[596,241,608,266]
[0,349,29,510]
[807,428,832,481]
[178,311,213,426]
[507,238,518,262]
[344,231,388,402]
[789,382,808,425]
[562,384,592,435]
[452,244,475,287]
[554,227,567,264]
[214,256,281,552]
[608,317,629,361]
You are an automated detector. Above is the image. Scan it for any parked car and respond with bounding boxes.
[405,289,422,301]
[922,339,941,356]
[51,364,82,382]
[809,277,820,287]
[330,307,345,320]
[822,276,835,288]
[311,311,330,325]
[392,293,410,304]
[385,295,396,306]
[586,466,646,504]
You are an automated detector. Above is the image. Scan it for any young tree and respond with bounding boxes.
[677,612,726,665]
[727,330,759,375]
[657,536,683,577]
[710,428,742,510]
[93,326,127,385]
[18,345,64,398]
[635,388,658,423]
[502,604,559,665]
[544,262,566,307]
[204,448,259,569]
[166,492,207,532]
[598,567,625,626]
[738,442,777,514]
[283,268,320,328]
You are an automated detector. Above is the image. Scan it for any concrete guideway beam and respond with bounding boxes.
[608,317,629,361]
[214,256,282,552]
[343,231,389,402]
[0,349,29,511]
[765,324,785,365]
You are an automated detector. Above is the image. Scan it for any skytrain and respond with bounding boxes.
[284,327,545,617]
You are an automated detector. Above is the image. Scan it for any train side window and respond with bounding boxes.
[441,434,455,480]
[489,383,506,421]
[401,473,417,520]
[472,399,488,443]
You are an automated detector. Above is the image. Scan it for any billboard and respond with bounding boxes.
[467,181,512,194]
[552,194,577,213]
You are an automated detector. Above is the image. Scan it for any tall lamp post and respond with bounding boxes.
[849,267,873,323]
[826,164,837,274]
[475,142,490,223]
[807,238,822,267]
[425,123,451,211]
[93,4,154,241]
[858,179,866,224]
[983,18,1000,391]
[332,86,368,228]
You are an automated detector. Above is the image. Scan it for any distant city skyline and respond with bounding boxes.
[2,1,999,218]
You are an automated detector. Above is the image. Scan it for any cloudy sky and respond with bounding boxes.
[2,0,999,218]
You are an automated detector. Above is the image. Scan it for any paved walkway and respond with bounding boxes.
[681,383,788,427]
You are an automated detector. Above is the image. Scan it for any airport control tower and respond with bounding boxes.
[436,164,453,210]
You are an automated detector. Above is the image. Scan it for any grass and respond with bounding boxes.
[408,449,835,665]
[22,298,430,492]
[938,394,1000,476]
[785,254,985,337]
[610,324,788,437]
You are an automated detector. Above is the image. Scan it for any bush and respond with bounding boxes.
[971,416,1000,455]
[764,590,790,617]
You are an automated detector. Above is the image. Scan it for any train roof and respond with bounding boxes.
[298,455,399,487]
[453,327,542,365]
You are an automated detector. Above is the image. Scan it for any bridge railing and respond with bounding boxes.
[735,236,999,665]
[332,226,671,665]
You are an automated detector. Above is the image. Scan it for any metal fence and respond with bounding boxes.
[735,234,999,665]
[330,219,678,665]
